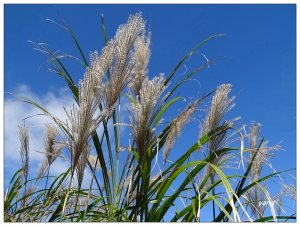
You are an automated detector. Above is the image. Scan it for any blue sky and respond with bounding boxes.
[4,4,296,220]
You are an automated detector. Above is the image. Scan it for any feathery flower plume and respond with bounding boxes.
[103,13,146,111]
[201,84,235,153]
[246,122,280,218]
[200,84,235,181]
[90,46,114,83]
[249,122,261,151]
[129,74,167,162]
[248,123,280,181]
[18,122,30,183]
[18,122,30,204]
[163,98,202,163]
[129,32,151,96]
[248,122,263,182]
[44,124,62,166]
[66,48,112,181]
[37,159,48,179]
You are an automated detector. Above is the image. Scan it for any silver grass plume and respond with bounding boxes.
[201,84,235,174]
[18,122,30,184]
[89,45,114,83]
[65,45,114,187]
[197,82,236,217]
[66,49,112,183]
[248,122,263,182]
[163,98,202,163]
[128,31,151,96]
[198,84,236,220]
[37,159,48,179]
[201,84,235,153]
[44,124,62,166]
[129,74,167,163]
[246,122,279,218]
[104,13,146,111]
[248,123,280,183]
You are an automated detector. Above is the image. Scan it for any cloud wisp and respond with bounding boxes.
[4,85,74,187]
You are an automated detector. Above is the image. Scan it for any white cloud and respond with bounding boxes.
[4,85,74,186]
[4,84,133,189]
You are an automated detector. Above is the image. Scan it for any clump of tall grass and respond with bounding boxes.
[4,12,295,222]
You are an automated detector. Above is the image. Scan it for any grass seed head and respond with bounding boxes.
[130,74,166,162]
[18,122,30,181]
[200,84,235,181]
[163,98,202,163]
[44,124,58,165]
[129,31,151,95]
[104,12,146,111]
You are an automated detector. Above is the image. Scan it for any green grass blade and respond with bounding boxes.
[254,215,296,222]
[92,133,112,206]
[215,139,265,222]
[153,96,181,127]
[149,126,231,192]
[149,149,233,221]
[164,34,224,85]
[60,19,88,67]
[47,168,71,196]
[165,63,214,103]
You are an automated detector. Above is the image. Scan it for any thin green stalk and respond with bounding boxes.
[114,99,122,208]
[91,134,112,214]
[102,119,115,203]
[115,158,119,206]
[211,175,216,221]
[98,103,115,204]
